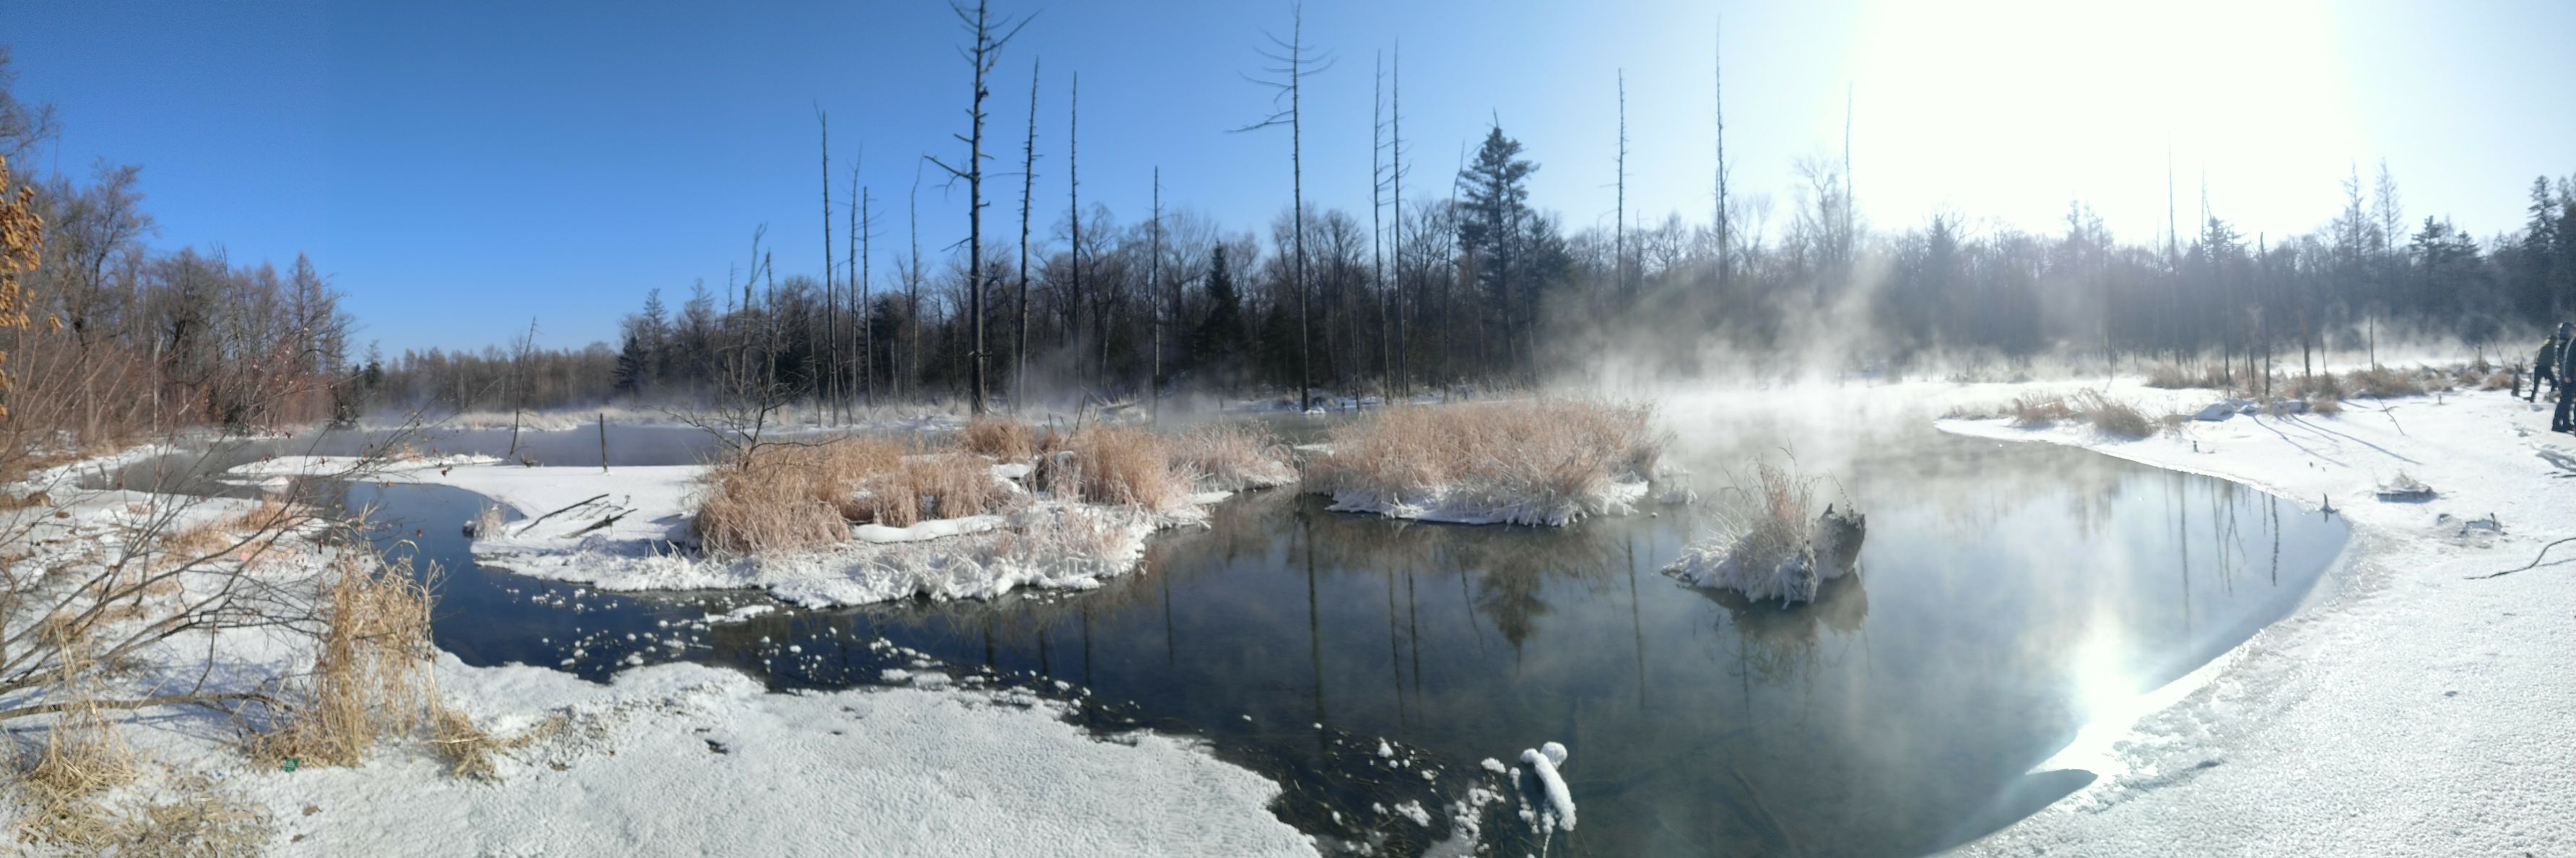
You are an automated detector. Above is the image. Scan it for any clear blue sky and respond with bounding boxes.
[5,0,2570,355]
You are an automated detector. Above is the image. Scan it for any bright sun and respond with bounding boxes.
[1850,0,2357,239]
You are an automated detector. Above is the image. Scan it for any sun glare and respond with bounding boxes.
[1853,0,2357,238]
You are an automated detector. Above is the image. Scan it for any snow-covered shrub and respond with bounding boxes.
[1305,398,1663,526]
[1665,459,1863,605]
[1170,423,1294,492]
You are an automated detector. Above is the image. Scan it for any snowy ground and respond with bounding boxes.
[19,371,2565,856]
[5,466,1314,857]
[1933,382,2573,857]
[248,658,1312,857]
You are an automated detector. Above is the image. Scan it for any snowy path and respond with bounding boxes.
[1939,388,2573,857]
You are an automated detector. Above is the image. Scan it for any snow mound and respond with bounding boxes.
[1666,504,1866,606]
[1323,480,1648,527]
[1515,741,1575,833]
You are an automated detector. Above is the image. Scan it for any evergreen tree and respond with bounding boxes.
[1194,244,1243,376]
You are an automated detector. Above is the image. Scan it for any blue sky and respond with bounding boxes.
[5,0,2570,355]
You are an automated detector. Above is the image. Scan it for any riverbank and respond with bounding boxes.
[2,453,1318,857]
[1937,384,2573,856]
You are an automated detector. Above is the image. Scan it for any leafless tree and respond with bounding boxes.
[926,0,1033,417]
[1235,1,1330,410]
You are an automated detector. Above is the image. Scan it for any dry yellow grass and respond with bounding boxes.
[250,553,438,770]
[851,452,1015,528]
[2010,390,2150,438]
[2346,365,2427,398]
[696,435,1022,552]
[1170,423,1294,491]
[1038,425,1190,511]
[959,417,1037,462]
[694,437,902,554]
[427,705,560,781]
[1307,399,1663,514]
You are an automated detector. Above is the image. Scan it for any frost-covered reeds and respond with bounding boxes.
[2009,389,2152,438]
[1036,424,1192,511]
[1305,398,1664,526]
[1664,459,1863,605]
[694,436,1024,554]
[1169,423,1295,492]
[694,418,1263,555]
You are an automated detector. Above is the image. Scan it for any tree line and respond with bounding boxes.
[0,51,357,465]
[375,4,2575,418]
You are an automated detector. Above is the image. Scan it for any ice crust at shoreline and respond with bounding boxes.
[1935,382,2572,857]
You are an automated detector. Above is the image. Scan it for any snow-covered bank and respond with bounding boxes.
[8,449,1318,857]
[1321,478,1650,526]
[1938,386,2573,856]
[229,457,1213,607]
[243,657,1314,857]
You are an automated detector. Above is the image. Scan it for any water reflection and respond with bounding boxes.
[147,419,2343,858]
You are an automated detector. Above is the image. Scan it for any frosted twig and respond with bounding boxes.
[2467,536,2575,579]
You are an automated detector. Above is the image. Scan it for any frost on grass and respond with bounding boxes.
[1306,399,1665,526]
[1665,459,1866,605]
[325,422,1281,607]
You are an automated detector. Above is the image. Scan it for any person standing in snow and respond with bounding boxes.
[2556,322,2576,434]
[2536,325,2564,403]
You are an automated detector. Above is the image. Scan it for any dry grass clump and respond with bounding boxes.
[1170,423,1295,491]
[696,435,1022,552]
[694,437,904,554]
[2076,391,2153,438]
[250,553,439,770]
[1719,460,1814,573]
[959,417,1037,462]
[1306,399,1663,519]
[428,705,560,781]
[850,452,1015,528]
[10,625,141,849]
[2281,370,2346,402]
[2008,395,2078,428]
[1665,458,1863,605]
[2009,390,2150,438]
[2144,363,2235,390]
[2346,365,2427,398]
[1038,425,1190,511]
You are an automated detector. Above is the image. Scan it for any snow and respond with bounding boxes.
[7,451,1318,858]
[853,514,1005,544]
[230,658,1317,857]
[1937,384,2575,857]
[1515,742,1575,833]
[1321,479,1650,527]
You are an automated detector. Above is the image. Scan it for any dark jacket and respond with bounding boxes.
[2544,336,2564,378]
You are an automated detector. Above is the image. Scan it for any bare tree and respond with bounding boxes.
[1067,72,1087,392]
[1149,168,1163,422]
[1015,58,1041,415]
[817,108,837,422]
[1713,21,1732,295]
[1235,1,1330,410]
[926,0,1032,417]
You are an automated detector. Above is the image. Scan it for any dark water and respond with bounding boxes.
[106,420,2346,857]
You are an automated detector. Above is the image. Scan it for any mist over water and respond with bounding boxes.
[120,394,2348,857]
